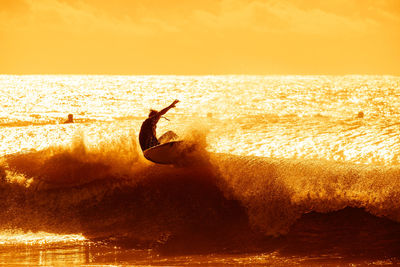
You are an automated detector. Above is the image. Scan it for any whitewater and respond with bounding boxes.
[0,75,400,265]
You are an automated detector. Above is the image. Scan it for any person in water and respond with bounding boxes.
[139,100,179,151]
[64,114,74,123]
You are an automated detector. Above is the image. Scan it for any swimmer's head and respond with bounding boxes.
[148,109,158,117]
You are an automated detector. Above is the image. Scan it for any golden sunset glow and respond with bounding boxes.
[0,231,85,245]
[2,1,400,266]
[1,0,399,74]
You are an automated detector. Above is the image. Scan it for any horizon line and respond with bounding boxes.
[1,73,399,77]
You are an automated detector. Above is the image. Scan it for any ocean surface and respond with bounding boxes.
[0,75,400,266]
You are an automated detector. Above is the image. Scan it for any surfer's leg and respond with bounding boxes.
[158,131,178,143]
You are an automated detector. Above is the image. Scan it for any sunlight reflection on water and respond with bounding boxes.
[1,75,400,265]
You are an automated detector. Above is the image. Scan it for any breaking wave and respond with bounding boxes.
[1,131,400,256]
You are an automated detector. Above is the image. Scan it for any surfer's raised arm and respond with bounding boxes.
[158,99,179,116]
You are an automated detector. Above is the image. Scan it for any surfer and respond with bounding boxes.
[64,114,74,123]
[139,100,179,151]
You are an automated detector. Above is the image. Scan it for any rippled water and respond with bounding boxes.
[1,75,400,163]
[1,75,400,265]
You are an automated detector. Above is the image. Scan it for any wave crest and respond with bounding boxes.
[1,132,400,255]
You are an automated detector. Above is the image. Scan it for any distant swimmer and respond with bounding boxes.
[357,111,364,119]
[139,100,179,151]
[64,114,74,123]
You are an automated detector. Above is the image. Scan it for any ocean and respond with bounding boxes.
[0,75,400,265]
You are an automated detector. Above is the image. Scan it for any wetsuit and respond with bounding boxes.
[139,115,161,151]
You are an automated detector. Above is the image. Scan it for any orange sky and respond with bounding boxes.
[0,0,399,75]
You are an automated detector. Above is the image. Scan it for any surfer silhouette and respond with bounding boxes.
[139,100,179,151]
[64,114,74,123]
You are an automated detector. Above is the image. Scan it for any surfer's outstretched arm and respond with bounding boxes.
[158,100,179,116]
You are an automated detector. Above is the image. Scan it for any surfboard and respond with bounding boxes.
[143,141,194,164]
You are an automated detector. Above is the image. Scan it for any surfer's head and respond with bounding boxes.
[148,109,158,117]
